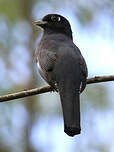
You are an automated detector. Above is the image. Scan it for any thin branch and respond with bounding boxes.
[0,75,114,103]
[86,75,114,84]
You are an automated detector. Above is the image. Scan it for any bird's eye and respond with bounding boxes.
[51,16,56,21]
[51,16,61,22]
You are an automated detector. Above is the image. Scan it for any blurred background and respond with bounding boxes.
[0,0,114,152]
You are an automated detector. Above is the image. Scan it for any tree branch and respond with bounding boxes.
[0,75,114,103]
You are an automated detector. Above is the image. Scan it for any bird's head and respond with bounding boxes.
[33,14,73,39]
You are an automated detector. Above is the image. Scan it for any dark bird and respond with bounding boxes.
[33,14,88,137]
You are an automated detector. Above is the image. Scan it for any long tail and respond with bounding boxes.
[59,89,81,137]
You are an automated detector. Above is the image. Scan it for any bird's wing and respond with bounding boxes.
[72,45,88,93]
[35,49,58,91]
[38,49,57,72]
[79,56,88,92]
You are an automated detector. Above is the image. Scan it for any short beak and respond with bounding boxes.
[32,20,47,27]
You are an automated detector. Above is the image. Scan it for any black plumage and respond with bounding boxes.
[33,14,88,136]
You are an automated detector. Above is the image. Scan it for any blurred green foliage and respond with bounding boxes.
[0,0,21,21]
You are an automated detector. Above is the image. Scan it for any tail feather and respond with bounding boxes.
[60,90,81,137]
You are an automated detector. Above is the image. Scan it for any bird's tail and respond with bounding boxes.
[59,89,81,137]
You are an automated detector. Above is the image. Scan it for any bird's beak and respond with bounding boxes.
[32,20,47,27]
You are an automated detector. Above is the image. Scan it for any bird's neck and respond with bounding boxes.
[44,28,73,40]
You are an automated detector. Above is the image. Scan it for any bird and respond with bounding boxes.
[33,14,88,137]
